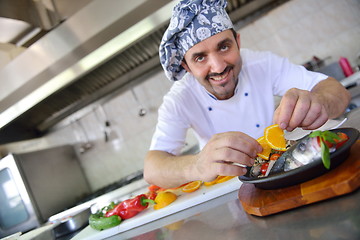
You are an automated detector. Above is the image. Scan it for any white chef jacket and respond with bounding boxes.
[150,49,328,155]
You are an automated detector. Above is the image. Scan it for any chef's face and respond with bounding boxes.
[182,29,242,100]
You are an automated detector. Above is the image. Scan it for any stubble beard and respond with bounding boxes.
[207,66,238,100]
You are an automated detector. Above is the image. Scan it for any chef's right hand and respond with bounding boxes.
[193,131,262,182]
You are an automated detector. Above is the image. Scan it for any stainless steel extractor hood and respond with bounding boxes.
[0,0,288,144]
[0,0,61,30]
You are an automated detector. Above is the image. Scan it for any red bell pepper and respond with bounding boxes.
[105,194,155,220]
[146,191,157,200]
[148,185,161,192]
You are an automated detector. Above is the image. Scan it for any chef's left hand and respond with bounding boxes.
[273,88,329,132]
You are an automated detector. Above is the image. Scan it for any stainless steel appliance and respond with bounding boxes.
[0,145,91,238]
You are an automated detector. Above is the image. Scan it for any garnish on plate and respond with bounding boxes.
[308,130,348,169]
[249,126,350,179]
[264,124,287,151]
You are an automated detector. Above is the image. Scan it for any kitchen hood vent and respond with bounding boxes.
[0,0,288,144]
[0,0,61,30]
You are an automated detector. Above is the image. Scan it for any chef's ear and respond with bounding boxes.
[181,60,191,73]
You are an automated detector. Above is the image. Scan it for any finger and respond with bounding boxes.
[300,100,323,127]
[273,105,281,125]
[219,131,259,145]
[287,96,311,131]
[229,140,260,159]
[212,147,255,166]
[215,162,248,176]
[276,91,298,130]
[215,132,261,157]
[302,107,328,130]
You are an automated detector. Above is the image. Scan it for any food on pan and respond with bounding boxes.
[264,124,287,151]
[250,125,349,178]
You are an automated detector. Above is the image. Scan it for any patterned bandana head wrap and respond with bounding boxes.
[159,0,233,81]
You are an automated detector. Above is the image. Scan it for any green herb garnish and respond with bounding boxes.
[309,130,341,169]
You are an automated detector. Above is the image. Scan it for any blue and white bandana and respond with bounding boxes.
[159,0,233,81]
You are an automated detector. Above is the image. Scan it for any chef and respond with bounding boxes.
[144,0,350,188]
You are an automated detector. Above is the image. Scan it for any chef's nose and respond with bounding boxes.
[208,55,226,74]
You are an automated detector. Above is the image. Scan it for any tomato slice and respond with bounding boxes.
[269,153,281,161]
[315,132,349,149]
[316,136,334,148]
[260,162,269,175]
[334,132,349,149]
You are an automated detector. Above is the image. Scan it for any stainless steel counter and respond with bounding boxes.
[110,188,360,240]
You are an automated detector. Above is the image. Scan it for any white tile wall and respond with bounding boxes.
[240,0,360,66]
[42,0,360,191]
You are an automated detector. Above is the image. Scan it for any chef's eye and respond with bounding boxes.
[195,56,205,62]
[220,45,229,51]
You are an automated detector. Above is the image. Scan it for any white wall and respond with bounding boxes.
[239,0,360,66]
[5,0,359,191]
[45,71,176,191]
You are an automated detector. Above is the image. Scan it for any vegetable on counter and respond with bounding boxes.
[89,173,236,230]
[203,175,235,186]
[89,213,121,231]
[148,184,161,192]
[105,194,155,219]
[156,182,189,195]
[89,194,154,231]
[181,180,202,193]
[153,191,177,210]
[146,184,161,200]
[146,190,157,200]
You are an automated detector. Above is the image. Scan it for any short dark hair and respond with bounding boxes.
[231,28,237,39]
[231,28,239,48]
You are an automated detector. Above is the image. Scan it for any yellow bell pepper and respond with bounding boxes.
[153,191,177,210]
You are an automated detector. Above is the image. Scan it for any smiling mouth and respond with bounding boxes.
[207,66,232,82]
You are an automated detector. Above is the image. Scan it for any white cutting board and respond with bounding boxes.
[72,178,242,240]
